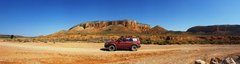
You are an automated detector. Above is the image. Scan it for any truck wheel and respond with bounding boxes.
[130,45,138,51]
[108,45,116,51]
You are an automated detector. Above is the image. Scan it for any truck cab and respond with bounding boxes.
[104,36,141,51]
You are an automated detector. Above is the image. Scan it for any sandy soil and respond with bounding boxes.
[0,42,240,64]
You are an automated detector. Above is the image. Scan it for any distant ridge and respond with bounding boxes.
[0,34,23,38]
[187,25,240,35]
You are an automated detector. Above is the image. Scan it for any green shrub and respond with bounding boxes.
[156,40,167,45]
[141,39,153,44]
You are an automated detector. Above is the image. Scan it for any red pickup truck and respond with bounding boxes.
[104,37,141,51]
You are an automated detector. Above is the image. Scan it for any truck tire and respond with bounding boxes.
[108,45,116,51]
[130,45,138,51]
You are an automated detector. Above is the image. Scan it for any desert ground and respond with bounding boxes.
[0,41,240,64]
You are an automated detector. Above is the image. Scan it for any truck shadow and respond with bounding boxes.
[100,48,108,51]
[100,48,132,51]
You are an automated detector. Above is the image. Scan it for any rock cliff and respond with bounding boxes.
[67,20,167,34]
[69,20,151,32]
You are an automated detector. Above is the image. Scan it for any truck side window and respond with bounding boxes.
[125,38,131,42]
[132,38,138,41]
[117,38,123,42]
[130,38,133,42]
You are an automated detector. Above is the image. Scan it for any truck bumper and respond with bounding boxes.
[104,44,110,48]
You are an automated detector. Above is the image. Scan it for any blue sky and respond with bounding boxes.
[0,0,240,36]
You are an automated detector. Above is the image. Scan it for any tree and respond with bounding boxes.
[10,35,14,39]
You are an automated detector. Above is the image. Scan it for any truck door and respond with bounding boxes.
[118,38,132,49]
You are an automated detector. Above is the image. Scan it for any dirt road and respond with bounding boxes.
[0,42,240,64]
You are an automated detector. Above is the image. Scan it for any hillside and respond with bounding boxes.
[50,20,167,36]
[4,20,240,45]
[32,21,240,44]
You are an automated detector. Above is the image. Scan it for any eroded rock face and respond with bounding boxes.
[69,20,152,33]
[70,26,84,31]
[187,25,240,35]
